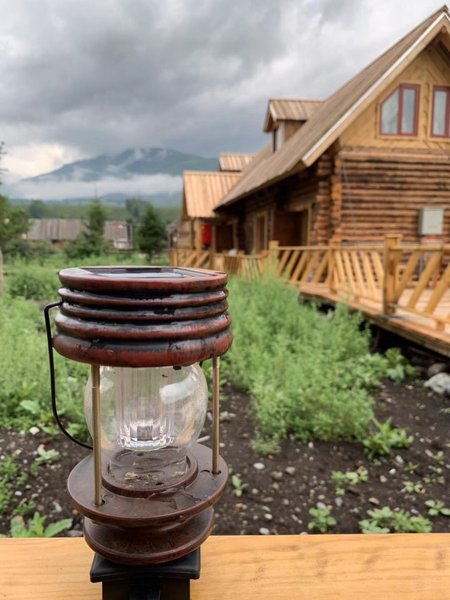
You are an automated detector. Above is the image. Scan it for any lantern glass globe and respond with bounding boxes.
[84,364,208,454]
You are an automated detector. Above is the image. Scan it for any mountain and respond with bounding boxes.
[24,147,218,184]
[5,147,218,205]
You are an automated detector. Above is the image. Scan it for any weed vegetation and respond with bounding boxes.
[227,275,411,451]
[0,294,89,434]
[0,251,158,435]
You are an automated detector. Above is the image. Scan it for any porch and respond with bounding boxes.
[170,235,450,357]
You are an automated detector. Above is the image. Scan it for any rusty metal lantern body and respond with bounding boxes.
[46,266,232,568]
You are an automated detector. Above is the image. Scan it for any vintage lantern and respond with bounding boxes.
[44,266,232,599]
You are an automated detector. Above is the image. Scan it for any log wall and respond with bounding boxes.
[217,154,333,251]
[335,147,450,242]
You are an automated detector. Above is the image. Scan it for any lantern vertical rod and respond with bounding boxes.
[91,364,103,506]
[212,356,220,474]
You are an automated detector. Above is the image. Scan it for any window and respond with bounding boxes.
[431,87,450,138]
[380,84,419,136]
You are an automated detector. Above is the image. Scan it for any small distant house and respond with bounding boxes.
[104,221,133,250]
[179,171,242,251]
[25,218,133,249]
[25,219,83,243]
[214,5,450,253]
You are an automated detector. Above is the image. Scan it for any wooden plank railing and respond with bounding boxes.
[170,237,450,332]
[170,248,210,269]
[388,241,450,331]
[274,241,384,304]
[170,248,265,279]
[220,253,264,281]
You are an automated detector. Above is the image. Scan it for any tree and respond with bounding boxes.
[0,144,29,251]
[136,204,166,262]
[126,198,151,221]
[28,200,49,218]
[0,195,29,251]
[65,198,108,258]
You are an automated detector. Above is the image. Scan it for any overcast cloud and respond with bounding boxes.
[0,0,443,192]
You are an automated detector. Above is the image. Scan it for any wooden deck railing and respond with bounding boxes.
[388,241,450,331]
[170,248,264,280]
[170,248,210,269]
[273,242,385,304]
[170,237,450,333]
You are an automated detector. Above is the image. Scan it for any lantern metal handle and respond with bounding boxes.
[44,301,93,451]
[211,356,221,474]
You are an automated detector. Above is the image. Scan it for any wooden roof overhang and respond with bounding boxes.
[216,5,450,213]
[218,153,255,172]
[263,98,323,132]
[182,171,242,220]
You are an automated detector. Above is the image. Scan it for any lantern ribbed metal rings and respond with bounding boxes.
[54,266,233,367]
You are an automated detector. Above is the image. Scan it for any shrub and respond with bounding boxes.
[227,276,384,445]
[7,265,58,300]
[4,240,56,262]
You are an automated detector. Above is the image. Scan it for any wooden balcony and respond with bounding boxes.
[170,236,450,357]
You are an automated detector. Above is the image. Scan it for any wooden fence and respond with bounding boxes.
[170,236,450,333]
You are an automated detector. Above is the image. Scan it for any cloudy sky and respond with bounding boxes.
[0,0,444,192]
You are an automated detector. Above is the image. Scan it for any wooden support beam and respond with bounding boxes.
[383,234,402,314]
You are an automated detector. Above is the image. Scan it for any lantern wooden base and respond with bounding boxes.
[90,548,200,600]
[68,444,227,565]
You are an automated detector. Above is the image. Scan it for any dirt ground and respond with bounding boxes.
[0,377,449,537]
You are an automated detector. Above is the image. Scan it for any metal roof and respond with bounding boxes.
[26,219,83,241]
[263,99,323,132]
[25,219,131,242]
[219,153,255,172]
[183,171,241,219]
[219,5,450,208]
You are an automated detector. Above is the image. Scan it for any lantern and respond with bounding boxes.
[44,266,232,599]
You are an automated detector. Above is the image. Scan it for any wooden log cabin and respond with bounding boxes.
[179,170,242,250]
[214,6,450,252]
[178,153,254,251]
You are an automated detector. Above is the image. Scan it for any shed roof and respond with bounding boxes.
[263,99,323,132]
[183,171,242,219]
[25,218,131,242]
[219,5,450,209]
[219,153,255,172]
[26,219,82,241]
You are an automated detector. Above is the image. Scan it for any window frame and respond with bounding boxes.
[430,86,450,139]
[379,84,420,137]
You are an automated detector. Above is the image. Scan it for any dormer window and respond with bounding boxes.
[431,87,450,137]
[380,84,419,136]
